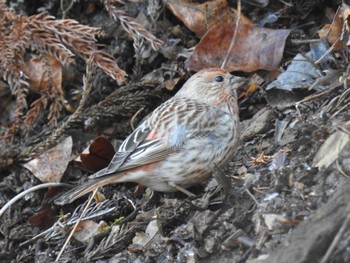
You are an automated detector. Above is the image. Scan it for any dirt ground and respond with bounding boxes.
[1,0,350,262]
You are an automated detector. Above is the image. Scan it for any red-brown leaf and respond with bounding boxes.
[187,23,290,72]
[78,136,115,172]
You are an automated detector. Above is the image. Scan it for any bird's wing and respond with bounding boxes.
[89,98,227,178]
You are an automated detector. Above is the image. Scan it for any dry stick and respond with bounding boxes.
[336,160,350,179]
[0,182,71,219]
[56,57,99,261]
[60,0,75,19]
[221,0,241,70]
[55,188,98,262]
[314,7,341,66]
[320,212,350,263]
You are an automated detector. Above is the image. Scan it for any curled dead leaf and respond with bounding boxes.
[76,136,115,172]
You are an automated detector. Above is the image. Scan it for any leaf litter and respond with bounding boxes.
[1,1,350,263]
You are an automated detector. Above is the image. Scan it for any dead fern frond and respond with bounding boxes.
[24,97,48,126]
[2,70,29,138]
[102,0,163,50]
[0,5,127,137]
[85,225,134,261]
[26,13,126,82]
[0,12,30,75]
[19,198,124,247]
[85,79,162,119]
[92,51,127,85]
[18,55,96,161]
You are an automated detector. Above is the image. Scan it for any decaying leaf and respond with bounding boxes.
[263,214,299,231]
[266,40,335,108]
[76,136,115,172]
[267,54,322,92]
[164,0,240,37]
[22,56,62,94]
[319,7,343,51]
[313,131,350,169]
[73,220,108,243]
[132,219,161,247]
[28,206,56,229]
[187,22,290,72]
[22,136,73,182]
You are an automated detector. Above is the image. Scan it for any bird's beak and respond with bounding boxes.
[230,75,248,89]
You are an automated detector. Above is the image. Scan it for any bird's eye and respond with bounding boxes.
[215,75,224,82]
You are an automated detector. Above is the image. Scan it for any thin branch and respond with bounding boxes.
[221,0,241,70]
[55,188,98,262]
[0,182,71,218]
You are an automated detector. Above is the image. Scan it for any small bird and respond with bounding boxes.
[56,68,246,204]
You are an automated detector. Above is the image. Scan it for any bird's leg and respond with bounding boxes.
[210,163,231,201]
[168,182,196,197]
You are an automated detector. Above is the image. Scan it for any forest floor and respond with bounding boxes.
[1,0,350,262]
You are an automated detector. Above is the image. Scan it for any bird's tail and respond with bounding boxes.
[55,174,122,205]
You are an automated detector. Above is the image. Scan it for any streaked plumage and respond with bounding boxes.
[56,68,247,204]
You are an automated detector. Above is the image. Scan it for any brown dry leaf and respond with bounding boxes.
[28,206,56,229]
[22,136,73,182]
[22,55,62,94]
[76,136,115,172]
[318,7,342,51]
[73,220,108,243]
[187,22,290,72]
[164,0,248,37]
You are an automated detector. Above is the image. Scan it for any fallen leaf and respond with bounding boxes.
[76,136,115,172]
[164,0,242,37]
[132,219,160,247]
[22,55,62,94]
[28,206,56,229]
[267,53,322,92]
[187,22,290,72]
[313,130,350,169]
[263,214,299,231]
[266,40,335,109]
[23,136,73,182]
[318,7,342,51]
[73,220,108,243]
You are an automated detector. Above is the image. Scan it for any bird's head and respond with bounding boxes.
[175,68,247,112]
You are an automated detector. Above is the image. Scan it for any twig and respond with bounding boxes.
[320,212,350,263]
[130,107,144,131]
[245,188,260,207]
[221,0,241,70]
[55,188,98,261]
[291,39,322,44]
[336,160,350,179]
[60,0,75,19]
[0,182,71,218]
[277,0,293,6]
